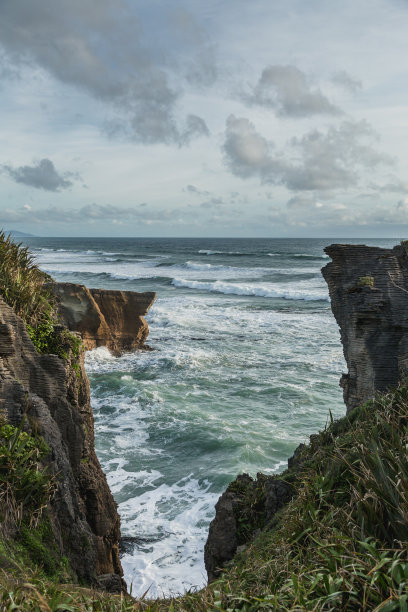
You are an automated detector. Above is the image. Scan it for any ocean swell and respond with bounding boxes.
[171,278,330,301]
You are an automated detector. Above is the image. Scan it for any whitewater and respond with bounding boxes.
[24,236,398,597]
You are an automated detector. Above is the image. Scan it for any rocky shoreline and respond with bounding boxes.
[2,242,408,601]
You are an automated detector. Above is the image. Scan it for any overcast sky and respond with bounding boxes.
[0,0,407,237]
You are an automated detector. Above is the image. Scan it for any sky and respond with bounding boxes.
[0,0,407,237]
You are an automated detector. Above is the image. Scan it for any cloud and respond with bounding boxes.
[0,0,211,145]
[223,115,281,179]
[368,179,408,194]
[331,70,362,93]
[0,202,170,225]
[185,184,211,197]
[286,195,322,210]
[242,65,340,117]
[1,158,78,191]
[223,115,393,192]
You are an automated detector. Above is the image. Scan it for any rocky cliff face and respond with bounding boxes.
[322,243,408,412]
[54,283,156,355]
[0,283,156,591]
[204,474,293,582]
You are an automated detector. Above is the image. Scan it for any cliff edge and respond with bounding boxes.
[322,242,408,412]
[0,280,156,592]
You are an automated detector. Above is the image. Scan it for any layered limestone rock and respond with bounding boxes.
[0,297,124,591]
[322,242,408,412]
[53,283,156,355]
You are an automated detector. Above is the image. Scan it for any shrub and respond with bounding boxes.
[0,419,53,533]
[357,275,375,288]
[0,231,83,360]
[0,231,56,328]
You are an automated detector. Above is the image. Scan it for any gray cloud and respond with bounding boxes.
[0,0,211,145]
[185,184,211,197]
[223,115,392,192]
[242,65,340,117]
[0,202,172,225]
[368,179,408,194]
[2,158,78,191]
[332,70,362,93]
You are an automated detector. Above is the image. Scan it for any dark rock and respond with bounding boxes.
[96,573,125,594]
[288,442,306,470]
[322,243,408,411]
[264,479,293,521]
[204,473,293,582]
[0,296,124,587]
[204,490,239,583]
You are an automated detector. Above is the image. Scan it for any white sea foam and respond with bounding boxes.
[171,278,330,301]
[118,475,218,598]
[198,249,223,255]
[268,252,328,260]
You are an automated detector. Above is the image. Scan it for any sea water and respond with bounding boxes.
[24,236,398,597]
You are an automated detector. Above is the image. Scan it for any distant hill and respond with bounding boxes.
[4,230,35,237]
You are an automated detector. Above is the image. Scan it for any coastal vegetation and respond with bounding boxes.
[0,231,82,360]
[1,383,408,609]
[1,234,408,609]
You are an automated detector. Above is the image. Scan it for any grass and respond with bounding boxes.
[0,230,82,358]
[2,232,408,609]
[0,230,55,329]
[1,385,408,609]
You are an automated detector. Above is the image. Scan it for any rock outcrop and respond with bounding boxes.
[204,473,293,582]
[54,283,156,355]
[322,243,408,412]
[0,296,125,590]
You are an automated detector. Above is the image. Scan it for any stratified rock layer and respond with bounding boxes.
[0,296,123,589]
[54,283,156,355]
[322,243,408,412]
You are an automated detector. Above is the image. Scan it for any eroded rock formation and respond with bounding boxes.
[322,243,408,412]
[204,473,293,582]
[0,296,124,591]
[54,283,156,355]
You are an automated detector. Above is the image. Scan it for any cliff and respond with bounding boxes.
[322,242,408,411]
[0,282,156,593]
[0,296,125,591]
[54,282,156,355]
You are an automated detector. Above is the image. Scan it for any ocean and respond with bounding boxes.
[23,236,398,597]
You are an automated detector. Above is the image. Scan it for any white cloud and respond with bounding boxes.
[223,115,393,191]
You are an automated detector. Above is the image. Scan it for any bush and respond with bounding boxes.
[0,231,56,328]
[0,231,83,360]
[0,419,52,533]
[357,275,375,288]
